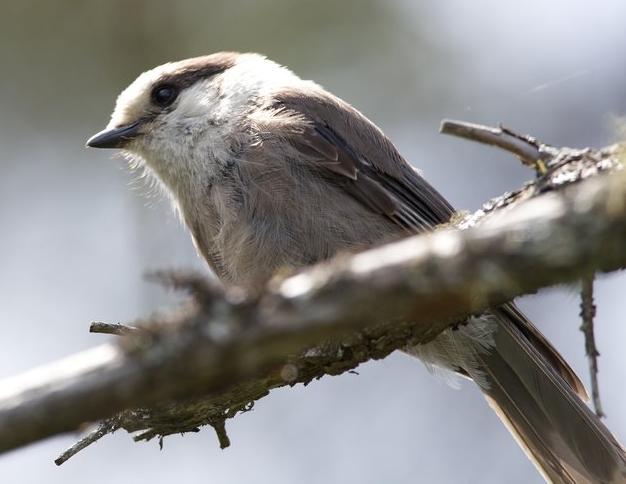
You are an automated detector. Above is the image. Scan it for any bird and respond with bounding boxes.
[87,52,626,483]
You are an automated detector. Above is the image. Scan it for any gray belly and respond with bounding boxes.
[188,170,401,289]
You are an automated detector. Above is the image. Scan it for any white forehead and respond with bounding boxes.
[108,59,182,128]
[107,53,301,128]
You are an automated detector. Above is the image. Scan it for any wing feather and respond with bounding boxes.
[272,86,454,231]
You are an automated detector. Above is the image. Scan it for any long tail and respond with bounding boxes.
[479,306,626,483]
[409,304,626,483]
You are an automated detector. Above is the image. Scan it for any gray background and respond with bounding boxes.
[1,1,625,483]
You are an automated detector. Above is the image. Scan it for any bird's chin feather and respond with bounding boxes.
[115,151,162,202]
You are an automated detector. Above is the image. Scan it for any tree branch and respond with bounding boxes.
[53,419,120,466]
[0,125,623,462]
[440,119,555,168]
[90,322,139,336]
[580,274,604,418]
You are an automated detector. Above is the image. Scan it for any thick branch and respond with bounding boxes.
[0,157,625,456]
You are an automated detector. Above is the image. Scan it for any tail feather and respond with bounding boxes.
[477,309,626,483]
[483,390,584,483]
[409,304,626,483]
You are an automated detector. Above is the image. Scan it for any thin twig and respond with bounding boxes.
[210,419,231,449]
[440,119,548,166]
[54,419,119,466]
[580,274,605,418]
[89,322,138,336]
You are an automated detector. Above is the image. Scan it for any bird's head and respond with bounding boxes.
[87,52,300,185]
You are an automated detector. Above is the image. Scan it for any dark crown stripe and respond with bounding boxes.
[157,52,239,89]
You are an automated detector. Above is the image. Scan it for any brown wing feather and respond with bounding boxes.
[274,87,454,229]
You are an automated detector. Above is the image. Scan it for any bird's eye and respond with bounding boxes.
[151,85,179,107]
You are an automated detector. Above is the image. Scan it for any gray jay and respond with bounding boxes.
[87,52,626,483]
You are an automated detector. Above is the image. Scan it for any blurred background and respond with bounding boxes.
[1,1,625,483]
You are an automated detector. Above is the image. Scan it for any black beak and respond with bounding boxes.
[86,121,141,149]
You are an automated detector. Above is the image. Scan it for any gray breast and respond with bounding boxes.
[191,151,400,289]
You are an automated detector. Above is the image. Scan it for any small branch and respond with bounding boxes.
[440,119,552,167]
[210,419,231,449]
[90,322,138,336]
[54,419,119,466]
[580,274,604,418]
